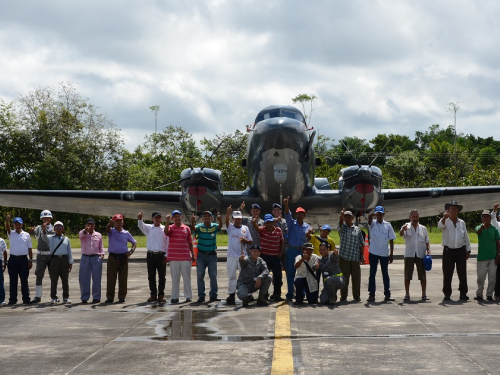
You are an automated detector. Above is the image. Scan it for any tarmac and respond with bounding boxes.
[1,244,499,375]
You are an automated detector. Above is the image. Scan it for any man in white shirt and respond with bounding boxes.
[438,201,471,301]
[367,206,396,302]
[400,209,431,301]
[138,211,168,303]
[0,236,7,305]
[5,215,33,305]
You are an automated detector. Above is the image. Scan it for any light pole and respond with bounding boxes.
[448,101,460,182]
[149,105,160,154]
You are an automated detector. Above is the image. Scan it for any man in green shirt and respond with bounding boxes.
[475,210,500,301]
[191,211,223,303]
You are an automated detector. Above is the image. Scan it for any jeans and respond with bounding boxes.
[196,251,218,298]
[79,254,103,301]
[294,277,318,304]
[285,247,302,299]
[368,253,391,297]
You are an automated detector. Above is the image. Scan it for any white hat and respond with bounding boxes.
[40,210,52,219]
[232,210,243,219]
[54,221,64,227]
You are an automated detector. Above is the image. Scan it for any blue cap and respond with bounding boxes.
[272,203,282,209]
[13,217,23,224]
[264,214,274,223]
[171,210,182,216]
[321,224,332,231]
[423,254,432,271]
[251,204,261,210]
[374,206,385,213]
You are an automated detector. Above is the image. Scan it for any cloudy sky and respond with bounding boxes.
[1,0,500,150]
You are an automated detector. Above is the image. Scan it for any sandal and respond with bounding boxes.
[403,295,410,301]
[422,295,430,301]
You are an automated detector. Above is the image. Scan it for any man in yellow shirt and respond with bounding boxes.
[307,225,338,256]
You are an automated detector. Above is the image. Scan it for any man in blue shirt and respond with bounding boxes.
[283,196,312,300]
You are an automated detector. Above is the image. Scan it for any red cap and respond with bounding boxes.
[112,214,124,221]
[296,207,306,213]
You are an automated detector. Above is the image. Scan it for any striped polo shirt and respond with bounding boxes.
[258,226,283,256]
[194,222,220,252]
[166,223,193,261]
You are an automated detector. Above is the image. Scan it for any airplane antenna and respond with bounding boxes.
[340,140,362,168]
[368,136,391,167]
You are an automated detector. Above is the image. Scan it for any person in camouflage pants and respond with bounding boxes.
[318,242,345,305]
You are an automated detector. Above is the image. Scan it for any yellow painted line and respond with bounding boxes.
[271,303,294,374]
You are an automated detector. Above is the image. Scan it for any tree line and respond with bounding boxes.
[0,82,498,234]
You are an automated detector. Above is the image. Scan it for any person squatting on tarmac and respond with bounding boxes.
[239,202,264,256]
[490,202,500,300]
[191,210,222,303]
[400,209,431,301]
[318,242,345,305]
[138,211,168,303]
[79,218,104,304]
[337,209,365,302]
[438,201,471,301]
[367,206,396,302]
[105,214,137,303]
[251,213,284,301]
[5,215,33,305]
[237,244,272,307]
[0,235,7,305]
[164,210,195,304]
[283,196,312,301]
[474,209,499,301]
[40,221,73,304]
[293,242,320,305]
[225,206,252,305]
[30,209,54,303]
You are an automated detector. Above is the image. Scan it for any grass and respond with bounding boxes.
[25,227,478,249]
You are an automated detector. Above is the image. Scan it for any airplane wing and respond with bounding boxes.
[382,186,500,221]
[0,190,182,219]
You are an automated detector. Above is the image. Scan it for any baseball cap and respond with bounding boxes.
[112,214,124,221]
[250,244,261,251]
[321,224,332,231]
[54,221,64,227]
[232,210,243,219]
[152,211,162,218]
[13,217,23,224]
[86,218,95,225]
[481,210,491,215]
[251,204,261,210]
[264,214,274,223]
[296,207,306,213]
[171,210,182,216]
[374,206,385,214]
[272,203,282,209]
[202,211,213,216]
[344,211,353,216]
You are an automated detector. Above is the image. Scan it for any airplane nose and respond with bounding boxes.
[358,167,372,179]
[191,168,204,181]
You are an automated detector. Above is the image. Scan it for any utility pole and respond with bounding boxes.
[149,105,160,154]
[448,101,460,183]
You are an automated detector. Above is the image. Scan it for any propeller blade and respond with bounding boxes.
[341,140,362,168]
[154,177,190,190]
[368,136,392,167]
[201,139,225,170]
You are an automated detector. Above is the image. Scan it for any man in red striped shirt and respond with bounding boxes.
[163,210,195,304]
[252,214,284,301]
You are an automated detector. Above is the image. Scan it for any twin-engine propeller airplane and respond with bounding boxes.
[1,104,500,224]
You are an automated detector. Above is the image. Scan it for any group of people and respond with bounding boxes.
[1,199,499,306]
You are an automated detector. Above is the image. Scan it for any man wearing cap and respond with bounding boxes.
[306,224,337,257]
[239,201,264,255]
[337,208,365,302]
[272,203,288,271]
[237,244,272,306]
[293,243,320,305]
[438,201,471,300]
[400,210,431,301]
[5,215,33,305]
[40,221,73,304]
[283,196,312,300]
[0,236,7,305]
[164,210,195,304]
[252,214,284,301]
[138,211,168,303]
[225,206,253,305]
[490,202,500,299]
[29,209,55,303]
[474,210,500,301]
[105,214,137,303]
[367,206,396,302]
[191,211,223,303]
[79,218,104,303]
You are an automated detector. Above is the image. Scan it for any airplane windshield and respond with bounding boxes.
[281,110,305,123]
[255,109,305,124]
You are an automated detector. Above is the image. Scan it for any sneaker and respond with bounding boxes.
[197,297,206,303]
[56,298,60,303]
[31,297,41,303]
[367,295,375,302]
[170,298,179,304]
[0,301,6,305]
[51,299,58,304]
[63,298,71,304]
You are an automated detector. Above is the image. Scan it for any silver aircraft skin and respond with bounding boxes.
[1,104,500,225]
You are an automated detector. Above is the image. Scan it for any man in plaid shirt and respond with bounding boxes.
[337,209,365,302]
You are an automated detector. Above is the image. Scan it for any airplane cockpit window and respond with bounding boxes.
[281,110,305,123]
[255,109,280,123]
[255,108,305,124]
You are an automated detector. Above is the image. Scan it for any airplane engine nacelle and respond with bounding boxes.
[338,165,383,216]
[179,167,223,216]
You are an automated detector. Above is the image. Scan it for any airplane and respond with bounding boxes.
[1,104,500,225]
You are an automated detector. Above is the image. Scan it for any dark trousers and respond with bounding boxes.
[442,246,468,296]
[49,256,70,299]
[106,254,128,300]
[8,255,30,304]
[294,278,318,304]
[495,263,500,297]
[261,254,283,297]
[285,247,302,299]
[147,252,167,297]
[368,253,391,297]
[0,260,5,303]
